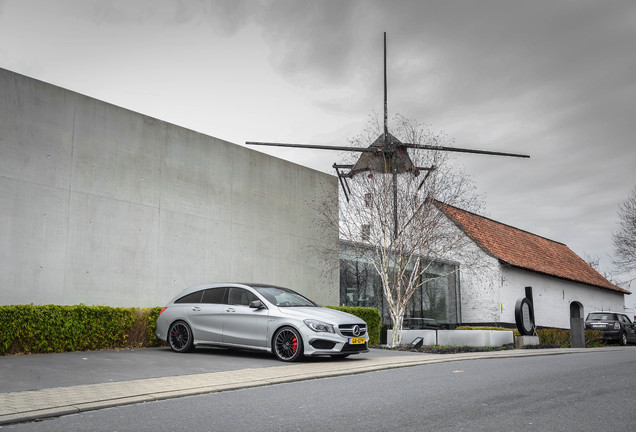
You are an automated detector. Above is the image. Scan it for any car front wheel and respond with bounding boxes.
[168,321,195,353]
[273,327,303,362]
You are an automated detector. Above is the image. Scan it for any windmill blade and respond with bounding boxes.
[401,143,530,158]
[246,141,378,153]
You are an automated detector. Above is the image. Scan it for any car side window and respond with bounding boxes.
[228,288,258,306]
[620,315,632,325]
[175,290,203,304]
[202,288,226,304]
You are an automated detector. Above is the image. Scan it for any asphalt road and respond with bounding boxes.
[4,349,635,431]
[0,346,421,392]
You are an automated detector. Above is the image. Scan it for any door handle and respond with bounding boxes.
[226,307,236,313]
[191,306,201,312]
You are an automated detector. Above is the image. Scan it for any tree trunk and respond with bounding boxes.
[389,304,406,347]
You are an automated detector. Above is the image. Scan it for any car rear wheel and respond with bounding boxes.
[273,327,303,362]
[620,331,628,346]
[168,321,195,353]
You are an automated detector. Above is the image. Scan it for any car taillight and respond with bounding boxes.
[614,322,621,329]
[159,307,167,316]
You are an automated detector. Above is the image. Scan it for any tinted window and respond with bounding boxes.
[587,313,618,321]
[202,288,226,304]
[253,286,317,307]
[227,288,258,306]
[175,290,203,304]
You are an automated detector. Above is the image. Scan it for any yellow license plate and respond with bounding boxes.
[350,337,365,345]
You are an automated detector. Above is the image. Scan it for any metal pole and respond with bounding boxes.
[384,32,388,143]
[384,32,398,240]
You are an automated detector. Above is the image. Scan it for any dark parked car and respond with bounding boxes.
[585,311,636,346]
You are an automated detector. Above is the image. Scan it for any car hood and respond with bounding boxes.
[278,307,365,325]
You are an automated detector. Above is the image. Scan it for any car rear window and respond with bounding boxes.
[202,288,226,304]
[587,313,618,321]
[175,290,203,304]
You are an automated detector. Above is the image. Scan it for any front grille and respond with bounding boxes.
[341,342,368,352]
[339,324,367,337]
[310,339,337,350]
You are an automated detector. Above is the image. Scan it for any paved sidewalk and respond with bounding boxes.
[0,347,628,425]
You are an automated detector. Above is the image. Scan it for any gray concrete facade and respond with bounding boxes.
[0,67,338,307]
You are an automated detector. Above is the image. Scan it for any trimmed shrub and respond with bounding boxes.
[536,328,570,347]
[0,305,162,355]
[326,306,382,345]
[537,328,604,348]
[584,329,605,347]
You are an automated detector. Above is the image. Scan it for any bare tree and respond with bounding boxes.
[612,186,636,285]
[583,253,617,285]
[317,115,485,346]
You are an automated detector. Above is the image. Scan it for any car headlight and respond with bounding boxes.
[304,319,335,333]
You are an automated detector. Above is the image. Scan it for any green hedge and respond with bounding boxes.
[537,328,604,348]
[0,305,162,355]
[1,304,382,355]
[326,306,382,345]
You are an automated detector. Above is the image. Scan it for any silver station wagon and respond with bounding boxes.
[156,283,369,361]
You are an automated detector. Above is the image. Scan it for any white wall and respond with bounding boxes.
[456,250,502,324]
[436,207,626,328]
[436,210,503,324]
[0,68,339,307]
[501,266,626,329]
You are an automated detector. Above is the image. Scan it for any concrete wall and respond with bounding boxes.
[0,68,339,307]
[386,329,513,347]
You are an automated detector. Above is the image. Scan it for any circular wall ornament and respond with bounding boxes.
[515,297,535,336]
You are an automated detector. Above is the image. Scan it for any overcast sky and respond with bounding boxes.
[1,1,634,295]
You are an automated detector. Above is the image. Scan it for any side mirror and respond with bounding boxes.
[249,300,265,310]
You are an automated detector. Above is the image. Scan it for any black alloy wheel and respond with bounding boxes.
[168,321,195,353]
[273,327,303,362]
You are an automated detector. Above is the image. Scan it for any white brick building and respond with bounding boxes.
[436,201,629,329]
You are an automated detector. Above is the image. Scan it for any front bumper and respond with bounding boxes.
[305,339,369,356]
[300,328,369,357]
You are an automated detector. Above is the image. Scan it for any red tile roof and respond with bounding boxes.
[434,201,630,295]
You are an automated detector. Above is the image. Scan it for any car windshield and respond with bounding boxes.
[254,286,318,307]
[587,313,618,321]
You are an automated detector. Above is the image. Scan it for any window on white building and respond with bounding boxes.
[361,224,371,242]
[364,193,373,208]
[339,241,461,329]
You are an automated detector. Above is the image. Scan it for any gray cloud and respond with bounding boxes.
[76,0,253,35]
[1,0,633,286]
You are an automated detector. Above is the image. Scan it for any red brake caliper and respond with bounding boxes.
[291,336,297,353]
